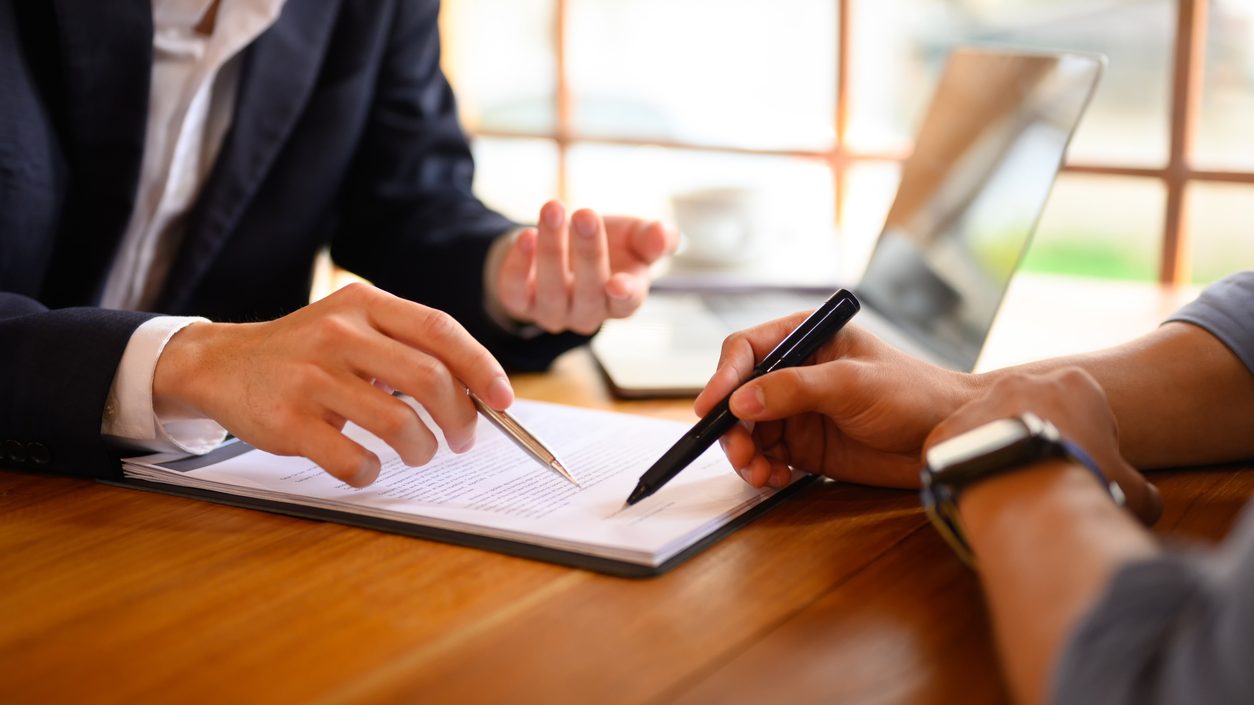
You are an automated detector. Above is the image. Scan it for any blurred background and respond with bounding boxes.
[438,0,1254,287]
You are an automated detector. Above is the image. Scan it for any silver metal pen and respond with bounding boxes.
[468,391,580,487]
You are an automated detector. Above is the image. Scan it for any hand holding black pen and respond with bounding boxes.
[624,290,861,506]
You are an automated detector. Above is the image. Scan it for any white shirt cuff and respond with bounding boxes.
[101,316,228,455]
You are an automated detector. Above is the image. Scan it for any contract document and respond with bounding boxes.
[119,399,811,576]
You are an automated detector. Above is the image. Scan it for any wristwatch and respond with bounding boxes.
[920,412,1126,566]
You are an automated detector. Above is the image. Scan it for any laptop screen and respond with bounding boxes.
[855,48,1103,371]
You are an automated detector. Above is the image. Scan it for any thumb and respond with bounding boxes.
[728,361,860,422]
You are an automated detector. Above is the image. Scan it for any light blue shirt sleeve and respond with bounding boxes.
[1051,271,1254,705]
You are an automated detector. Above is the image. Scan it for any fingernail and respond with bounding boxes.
[353,460,379,487]
[543,202,564,228]
[489,376,514,407]
[452,435,475,454]
[574,212,597,238]
[735,387,765,416]
[607,279,632,300]
[718,436,729,454]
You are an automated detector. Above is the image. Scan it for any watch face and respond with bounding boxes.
[925,418,1032,476]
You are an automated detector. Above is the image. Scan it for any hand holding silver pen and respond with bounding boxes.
[468,391,580,487]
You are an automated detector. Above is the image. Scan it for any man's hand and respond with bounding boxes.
[695,313,979,490]
[151,283,514,488]
[491,200,677,335]
[925,368,1163,525]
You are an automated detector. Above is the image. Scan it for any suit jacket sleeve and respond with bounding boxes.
[328,0,587,372]
[0,292,156,478]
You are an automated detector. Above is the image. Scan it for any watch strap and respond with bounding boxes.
[921,414,1126,567]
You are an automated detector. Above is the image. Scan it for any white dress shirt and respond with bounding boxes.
[100,0,286,454]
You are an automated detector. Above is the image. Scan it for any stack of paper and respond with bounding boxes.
[121,400,807,575]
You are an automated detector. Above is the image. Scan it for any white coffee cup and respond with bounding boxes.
[670,187,770,268]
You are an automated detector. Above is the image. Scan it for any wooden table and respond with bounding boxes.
[2,275,1249,705]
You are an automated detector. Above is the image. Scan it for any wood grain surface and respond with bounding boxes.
[2,277,1248,705]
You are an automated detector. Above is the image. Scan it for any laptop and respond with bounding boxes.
[592,47,1105,397]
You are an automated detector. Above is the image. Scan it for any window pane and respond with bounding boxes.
[567,0,836,151]
[567,145,837,284]
[441,0,555,133]
[1188,183,1254,284]
[840,161,901,278]
[470,138,560,223]
[1021,175,1162,281]
[848,0,1174,166]
[1195,0,1254,169]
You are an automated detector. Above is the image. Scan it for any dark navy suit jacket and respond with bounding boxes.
[0,0,584,479]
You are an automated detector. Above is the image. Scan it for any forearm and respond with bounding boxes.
[959,459,1157,705]
[981,322,1254,468]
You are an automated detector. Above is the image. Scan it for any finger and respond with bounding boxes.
[720,424,759,472]
[315,375,441,467]
[1142,481,1164,526]
[695,318,805,416]
[754,419,789,462]
[1113,462,1164,526]
[717,312,812,372]
[345,329,480,452]
[743,454,773,488]
[694,362,746,418]
[728,359,855,422]
[766,460,793,489]
[646,220,681,261]
[567,209,610,334]
[298,422,382,488]
[357,343,478,457]
[347,285,514,409]
[605,272,645,319]
[605,216,678,263]
[532,200,571,332]
[496,228,537,320]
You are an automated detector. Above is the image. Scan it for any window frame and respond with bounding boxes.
[449,0,1252,286]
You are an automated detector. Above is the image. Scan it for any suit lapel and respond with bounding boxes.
[161,0,341,312]
[41,0,152,307]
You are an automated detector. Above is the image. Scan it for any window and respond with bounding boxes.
[442,0,1254,285]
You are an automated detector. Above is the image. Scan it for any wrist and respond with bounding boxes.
[152,321,234,420]
[921,413,1126,566]
[959,458,1114,538]
[965,369,1002,407]
[482,228,515,312]
[946,368,987,420]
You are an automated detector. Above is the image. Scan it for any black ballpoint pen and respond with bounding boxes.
[624,289,861,506]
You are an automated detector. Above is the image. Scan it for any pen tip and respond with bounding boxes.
[624,483,649,506]
[551,460,580,488]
